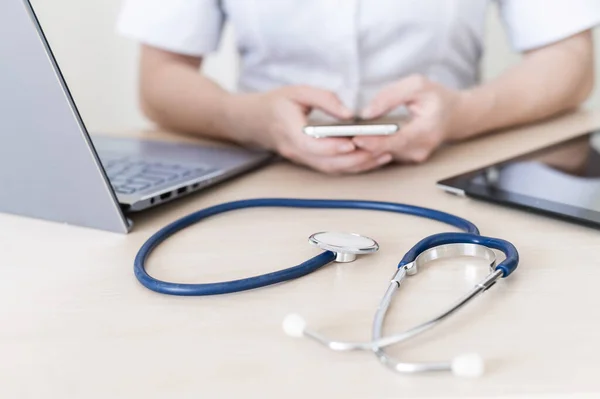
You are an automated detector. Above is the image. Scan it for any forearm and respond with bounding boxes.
[139,46,248,144]
[453,31,595,140]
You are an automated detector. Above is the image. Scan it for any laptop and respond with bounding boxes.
[0,0,273,233]
[437,130,600,229]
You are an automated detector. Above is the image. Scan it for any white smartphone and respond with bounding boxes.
[303,118,400,138]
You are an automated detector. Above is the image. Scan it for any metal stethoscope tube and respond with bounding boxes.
[371,267,503,376]
[283,242,513,378]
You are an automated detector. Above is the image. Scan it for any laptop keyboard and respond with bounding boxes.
[101,156,216,195]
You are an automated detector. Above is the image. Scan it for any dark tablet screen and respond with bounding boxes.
[437,131,600,228]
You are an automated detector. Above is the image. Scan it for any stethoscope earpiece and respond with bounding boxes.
[282,310,486,378]
[282,313,307,338]
[450,353,485,378]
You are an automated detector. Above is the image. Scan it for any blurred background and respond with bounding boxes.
[30,0,600,134]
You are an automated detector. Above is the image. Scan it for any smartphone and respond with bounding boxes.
[303,118,401,138]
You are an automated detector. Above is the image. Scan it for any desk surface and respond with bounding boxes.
[3,110,600,398]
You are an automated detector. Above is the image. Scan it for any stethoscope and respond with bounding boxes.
[134,198,519,378]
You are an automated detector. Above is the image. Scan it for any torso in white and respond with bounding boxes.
[118,0,600,114]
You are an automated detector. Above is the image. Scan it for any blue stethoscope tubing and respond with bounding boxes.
[134,198,519,296]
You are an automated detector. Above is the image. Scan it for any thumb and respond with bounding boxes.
[284,86,354,120]
[361,75,427,119]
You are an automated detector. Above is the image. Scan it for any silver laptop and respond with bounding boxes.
[0,0,273,233]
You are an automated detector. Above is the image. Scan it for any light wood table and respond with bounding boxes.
[2,110,600,398]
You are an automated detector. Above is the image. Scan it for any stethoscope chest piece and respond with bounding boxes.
[308,231,379,263]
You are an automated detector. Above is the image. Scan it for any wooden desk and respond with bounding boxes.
[2,110,600,398]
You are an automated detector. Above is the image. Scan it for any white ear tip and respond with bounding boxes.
[282,314,306,338]
[451,353,485,378]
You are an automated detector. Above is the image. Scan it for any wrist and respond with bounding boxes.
[193,90,245,143]
[220,93,271,148]
[449,87,496,141]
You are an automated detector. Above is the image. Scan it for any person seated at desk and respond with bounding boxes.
[117,0,599,174]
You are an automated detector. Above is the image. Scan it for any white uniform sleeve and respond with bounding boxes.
[116,0,225,56]
[497,0,600,52]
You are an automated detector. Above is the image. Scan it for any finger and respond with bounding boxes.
[385,120,438,163]
[285,86,354,120]
[353,117,434,162]
[345,153,394,174]
[281,136,355,158]
[352,135,396,155]
[361,75,427,119]
[352,126,412,155]
[309,150,392,175]
[294,135,356,157]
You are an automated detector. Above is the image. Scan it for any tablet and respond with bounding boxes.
[437,130,600,228]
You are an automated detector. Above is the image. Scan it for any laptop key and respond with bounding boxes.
[189,167,215,177]
[101,156,217,195]
[114,186,136,195]
[143,169,179,181]
[124,181,151,191]
[151,162,183,170]
[133,174,165,184]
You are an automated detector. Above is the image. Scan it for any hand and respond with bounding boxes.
[229,86,393,174]
[354,75,468,163]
